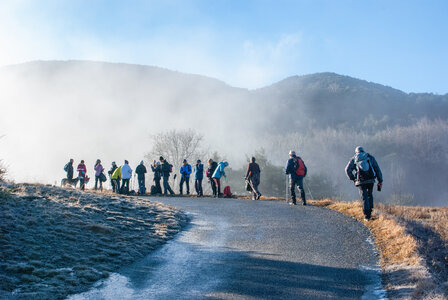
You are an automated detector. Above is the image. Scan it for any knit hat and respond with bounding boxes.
[355,146,364,153]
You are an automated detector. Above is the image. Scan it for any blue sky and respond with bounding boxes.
[0,0,447,93]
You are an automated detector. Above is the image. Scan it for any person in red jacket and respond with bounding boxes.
[77,160,87,190]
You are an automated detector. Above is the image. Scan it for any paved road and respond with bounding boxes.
[71,197,383,300]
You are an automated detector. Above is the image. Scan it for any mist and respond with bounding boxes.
[1,60,447,206]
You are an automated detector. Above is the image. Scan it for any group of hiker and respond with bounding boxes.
[63,146,383,221]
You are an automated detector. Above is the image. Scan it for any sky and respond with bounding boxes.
[0,0,447,93]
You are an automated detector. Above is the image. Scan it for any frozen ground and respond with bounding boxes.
[0,183,187,299]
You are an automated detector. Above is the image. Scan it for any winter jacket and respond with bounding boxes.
[151,164,162,180]
[285,155,307,180]
[94,164,104,177]
[161,161,172,177]
[246,162,260,178]
[111,166,121,180]
[212,162,228,179]
[180,164,192,178]
[135,164,147,179]
[108,165,117,177]
[194,164,204,180]
[345,152,383,186]
[77,163,87,178]
[65,162,74,179]
[207,161,218,178]
[121,163,132,180]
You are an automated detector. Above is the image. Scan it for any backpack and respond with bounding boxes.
[355,155,375,182]
[64,163,69,172]
[150,185,157,195]
[99,173,107,182]
[223,186,232,198]
[293,157,306,176]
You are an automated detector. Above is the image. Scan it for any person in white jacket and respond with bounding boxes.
[121,160,133,194]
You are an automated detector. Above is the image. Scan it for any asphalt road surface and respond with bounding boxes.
[71,196,384,300]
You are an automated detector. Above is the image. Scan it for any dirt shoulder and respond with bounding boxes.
[0,183,188,300]
[310,199,447,299]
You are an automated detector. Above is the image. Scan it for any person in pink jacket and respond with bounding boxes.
[94,159,104,191]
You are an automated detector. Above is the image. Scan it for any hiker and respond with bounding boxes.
[212,161,228,198]
[179,159,192,195]
[207,159,218,197]
[160,156,175,195]
[151,160,162,194]
[77,160,87,191]
[108,162,118,192]
[94,159,104,191]
[111,165,121,193]
[121,160,133,195]
[345,146,383,221]
[285,150,307,205]
[246,156,262,200]
[194,159,204,197]
[64,159,74,180]
[135,160,147,195]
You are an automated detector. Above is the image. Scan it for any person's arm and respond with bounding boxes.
[246,164,251,178]
[285,159,291,175]
[345,159,356,181]
[371,156,383,183]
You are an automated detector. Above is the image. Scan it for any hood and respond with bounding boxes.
[355,152,369,162]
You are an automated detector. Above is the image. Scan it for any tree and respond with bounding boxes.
[145,129,205,172]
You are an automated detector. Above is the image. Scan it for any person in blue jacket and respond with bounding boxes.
[285,150,307,205]
[179,159,192,195]
[212,161,228,198]
[193,159,204,197]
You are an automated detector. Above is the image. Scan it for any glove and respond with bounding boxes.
[377,182,383,192]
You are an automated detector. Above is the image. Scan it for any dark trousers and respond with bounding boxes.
[154,178,162,194]
[195,178,203,196]
[94,176,103,191]
[179,176,190,194]
[249,173,261,199]
[290,176,306,204]
[358,183,374,219]
[213,178,221,196]
[138,177,146,194]
[79,176,85,190]
[121,178,130,195]
[163,175,174,195]
[210,178,217,196]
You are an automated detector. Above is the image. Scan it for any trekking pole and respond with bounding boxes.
[285,175,289,203]
[304,179,314,200]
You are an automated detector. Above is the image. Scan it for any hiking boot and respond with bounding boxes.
[302,201,307,206]
[256,193,262,200]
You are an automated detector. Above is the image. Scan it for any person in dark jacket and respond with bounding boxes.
[345,146,383,221]
[135,160,147,195]
[246,157,261,200]
[207,159,218,197]
[77,160,87,191]
[108,161,118,192]
[194,160,204,196]
[179,159,192,195]
[160,156,175,196]
[285,150,307,205]
[151,160,162,194]
[64,159,74,180]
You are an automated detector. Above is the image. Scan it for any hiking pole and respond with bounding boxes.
[304,179,314,201]
[285,175,289,203]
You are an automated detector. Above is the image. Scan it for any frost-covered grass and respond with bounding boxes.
[310,199,446,299]
[0,183,187,299]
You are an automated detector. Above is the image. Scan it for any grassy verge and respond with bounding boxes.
[0,183,188,300]
[310,199,446,299]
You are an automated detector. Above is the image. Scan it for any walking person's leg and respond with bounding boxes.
[359,184,371,220]
[195,179,199,195]
[186,177,190,195]
[198,178,203,196]
[179,176,184,195]
[290,178,297,204]
[163,176,168,195]
[99,179,103,192]
[111,180,115,192]
[214,178,221,197]
[94,176,98,190]
[297,176,306,205]
[211,179,217,197]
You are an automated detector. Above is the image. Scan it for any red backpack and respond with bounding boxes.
[294,157,306,176]
[223,186,232,198]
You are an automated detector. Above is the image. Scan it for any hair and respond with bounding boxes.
[125,160,129,164]
[81,160,84,164]
[95,159,101,166]
[159,156,164,161]
[251,157,256,163]
[208,158,213,164]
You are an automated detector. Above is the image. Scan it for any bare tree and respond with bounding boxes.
[145,129,206,172]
